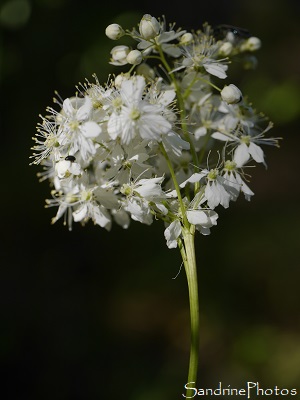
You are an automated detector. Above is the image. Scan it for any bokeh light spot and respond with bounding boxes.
[0,0,31,29]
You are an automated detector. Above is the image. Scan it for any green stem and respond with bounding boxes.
[159,143,189,227]
[179,228,200,398]
[155,45,200,396]
[155,45,199,170]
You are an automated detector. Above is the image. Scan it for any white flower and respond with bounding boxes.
[204,169,231,209]
[186,209,218,235]
[216,101,256,132]
[123,197,153,225]
[46,186,81,231]
[221,84,242,104]
[107,76,172,144]
[172,30,229,78]
[212,123,277,168]
[176,168,231,209]
[105,24,124,40]
[72,186,112,230]
[73,202,111,230]
[35,158,55,183]
[177,51,228,78]
[234,139,265,167]
[120,176,166,225]
[30,116,61,165]
[222,160,254,201]
[31,13,280,238]
[133,177,166,201]
[103,140,152,184]
[58,96,101,162]
[121,176,166,202]
[55,159,82,179]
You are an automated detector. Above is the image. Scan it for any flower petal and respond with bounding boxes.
[164,220,181,249]
[248,142,265,164]
[203,62,228,79]
[211,131,234,141]
[77,97,92,121]
[81,121,101,138]
[234,143,250,167]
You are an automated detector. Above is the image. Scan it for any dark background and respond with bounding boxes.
[1,0,300,399]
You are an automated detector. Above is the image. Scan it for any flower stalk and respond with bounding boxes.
[179,228,200,397]
[30,12,280,398]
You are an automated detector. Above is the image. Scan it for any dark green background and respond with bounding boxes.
[1,0,300,398]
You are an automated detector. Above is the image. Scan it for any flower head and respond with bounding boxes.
[31,13,280,247]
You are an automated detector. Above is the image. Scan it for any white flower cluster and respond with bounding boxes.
[30,14,280,248]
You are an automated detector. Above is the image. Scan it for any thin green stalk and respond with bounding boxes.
[156,45,199,170]
[159,143,189,227]
[156,46,200,396]
[179,228,200,398]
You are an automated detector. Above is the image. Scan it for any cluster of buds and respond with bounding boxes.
[30,14,279,248]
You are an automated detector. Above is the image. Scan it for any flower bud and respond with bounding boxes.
[221,84,242,104]
[240,36,261,52]
[126,49,143,65]
[110,45,130,66]
[139,14,160,39]
[219,42,233,56]
[105,24,124,40]
[179,32,193,45]
[136,63,156,81]
[114,73,130,88]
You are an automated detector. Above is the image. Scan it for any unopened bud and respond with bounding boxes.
[126,49,143,65]
[221,84,242,104]
[219,42,233,56]
[179,32,193,45]
[136,63,156,81]
[114,73,130,88]
[139,14,160,39]
[105,24,124,40]
[240,37,261,52]
[110,45,130,66]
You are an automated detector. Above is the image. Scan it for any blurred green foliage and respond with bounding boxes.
[0,0,31,29]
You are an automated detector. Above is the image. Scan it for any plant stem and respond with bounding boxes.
[159,143,189,227]
[179,227,200,398]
